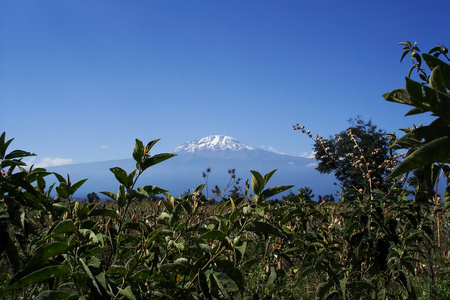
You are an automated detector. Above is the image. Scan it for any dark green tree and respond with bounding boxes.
[87,192,100,203]
[313,117,393,191]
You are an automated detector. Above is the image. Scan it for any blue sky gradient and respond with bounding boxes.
[1,1,449,166]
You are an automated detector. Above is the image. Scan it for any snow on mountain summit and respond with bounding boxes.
[172,135,256,153]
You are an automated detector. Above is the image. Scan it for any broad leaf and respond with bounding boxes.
[146,138,160,152]
[211,272,242,300]
[140,153,176,171]
[250,170,264,195]
[8,265,70,290]
[133,139,144,162]
[4,150,36,160]
[423,53,450,89]
[70,178,88,194]
[24,241,70,270]
[100,191,117,201]
[263,169,277,185]
[388,136,450,179]
[110,167,130,187]
[200,230,226,241]
[47,219,76,237]
[138,185,167,196]
[261,185,294,199]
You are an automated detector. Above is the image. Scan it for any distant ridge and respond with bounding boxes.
[172,135,256,153]
[45,135,338,199]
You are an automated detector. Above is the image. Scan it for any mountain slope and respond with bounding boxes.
[45,135,338,199]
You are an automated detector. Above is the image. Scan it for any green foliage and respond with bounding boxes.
[383,41,450,180]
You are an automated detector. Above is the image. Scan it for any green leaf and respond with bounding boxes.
[8,265,70,290]
[234,241,247,258]
[376,288,386,300]
[267,267,277,286]
[4,150,36,160]
[388,136,450,179]
[125,257,136,275]
[170,203,183,227]
[316,280,334,300]
[423,53,450,89]
[211,272,242,300]
[100,191,117,201]
[298,265,314,280]
[429,65,447,93]
[390,126,450,150]
[110,167,130,187]
[70,178,88,194]
[146,138,160,152]
[138,185,167,196]
[400,49,409,62]
[118,286,136,300]
[140,153,176,171]
[131,269,153,280]
[1,158,26,168]
[133,139,144,162]
[79,258,104,296]
[397,270,416,299]
[261,185,294,199]
[383,89,415,106]
[405,77,424,103]
[428,46,442,54]
[411,51,421,69]
[0,132,14,159]
[55,185,69,199]
[107,265,126,276]
[200,230,226,241]
[53,172,67,184]
[117,185,126,207]
[250,170,264,195]
[24,241,70,270]
[263,169,277,185]
[48,219,76,237]
[405,107,426,116]
[79,229,99,243]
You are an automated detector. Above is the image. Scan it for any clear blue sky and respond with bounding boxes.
[1,1,449,167]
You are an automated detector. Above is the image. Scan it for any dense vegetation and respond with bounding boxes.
[1,42,450,299]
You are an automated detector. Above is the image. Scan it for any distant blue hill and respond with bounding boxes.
[45,135,339,200]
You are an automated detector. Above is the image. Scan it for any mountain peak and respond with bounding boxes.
[173,135,256,153]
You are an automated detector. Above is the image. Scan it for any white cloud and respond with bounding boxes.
[299,151,316,159]
[307,162,318,168]
[261,145,285,155]
[24,157,74,168]
[101,145,109,149]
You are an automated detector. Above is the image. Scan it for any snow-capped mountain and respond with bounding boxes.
[173,135,255,153]
[45,135,338,199]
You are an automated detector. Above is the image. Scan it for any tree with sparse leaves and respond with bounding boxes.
[313,117,393,191]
